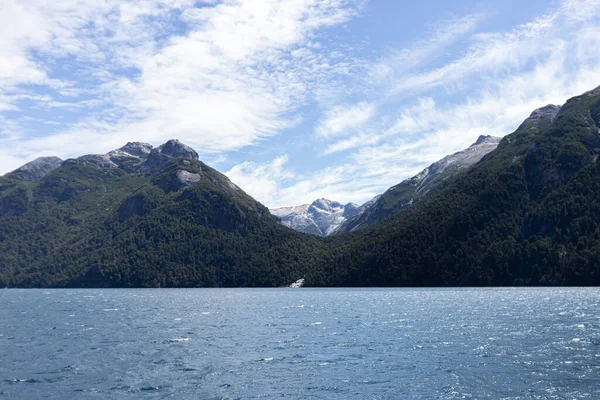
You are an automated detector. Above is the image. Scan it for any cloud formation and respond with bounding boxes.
[0,0,361,171]
[227,0,600,207]
[316,102,375,138]
[2,0,600,209]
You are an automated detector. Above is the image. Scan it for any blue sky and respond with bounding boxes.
[1,0,600,207]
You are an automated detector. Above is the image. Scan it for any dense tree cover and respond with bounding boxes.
[305,87,600,286]
[0,153,325,288]
[2,87,600,288]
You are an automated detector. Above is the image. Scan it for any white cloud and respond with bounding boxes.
[226,153,389,208]
[367,12,487,87]
[323,132,380,155]
[3,0,600,211]
[246,0,600,206]
[226,155,293,207]
[316,102,375,138]
[0,0,362,172]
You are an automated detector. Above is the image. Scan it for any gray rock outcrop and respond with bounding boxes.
[8,156,63,181]
[518,105,561,130]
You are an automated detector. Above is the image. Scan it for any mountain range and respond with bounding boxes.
[0,139,324,287]
[270,199,361,237]
[307,87,600,287]
[2,86,600,288]
[271,135,501,236]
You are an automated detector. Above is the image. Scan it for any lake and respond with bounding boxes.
[1,288,599,399]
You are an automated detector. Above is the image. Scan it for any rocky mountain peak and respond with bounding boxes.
[338,135,502,234]
[309,198,343,213]
[518,104,561,129]
[342,202,359,218]
[8,156,63,181]
[77,154,118,168]
[140,139,200,174]
[153,139,198,160]
[473,135,501,146]
[118,142,153,157]
[271,198,363,237]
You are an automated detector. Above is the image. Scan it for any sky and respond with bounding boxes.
[1,0,600,208]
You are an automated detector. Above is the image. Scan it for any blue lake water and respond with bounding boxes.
[1,288,599,399]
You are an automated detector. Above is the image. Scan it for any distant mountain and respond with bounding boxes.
[339,135,502,233]
[307,87,600,287]
[272,136,501,236]
[271,199,360,236]
[0,140,324,288]
[7,156,63,181]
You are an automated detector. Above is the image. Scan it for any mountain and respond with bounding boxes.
[271,135,501,237]
[306,87,600,287]
[0,140,325,288]
[339,135,501,233]
[3,86,600,289]
[270,199,360,236]
[7,156,63,181]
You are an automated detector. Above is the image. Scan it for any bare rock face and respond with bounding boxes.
[176,170,201,187]
[270,198,360,237]
[473,135,499,146]
[77,154,118,169]
[8,157,63,181]
[153,139,198,160]
[141,140,199,174]
[118,142,153,157]
[518,105,561,130]
[107,142,152,163]
[154,168,203,192]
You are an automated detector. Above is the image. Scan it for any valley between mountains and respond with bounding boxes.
[2,87,600,287]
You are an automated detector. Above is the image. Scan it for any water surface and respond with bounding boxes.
[1,288,599,399]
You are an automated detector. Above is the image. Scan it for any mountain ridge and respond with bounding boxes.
[7,156,64,181]
[0,139,325,288]
[305,89,600,287]
[271,134,502,236]
[270,198,360,236]
[2,88,600,288]
[339,134,502,232]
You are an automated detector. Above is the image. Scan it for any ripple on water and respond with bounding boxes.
[1,288,600,399]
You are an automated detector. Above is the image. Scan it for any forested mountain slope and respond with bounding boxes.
[307,87,600,286]
[0,140,325,287]
[3,87,600,288]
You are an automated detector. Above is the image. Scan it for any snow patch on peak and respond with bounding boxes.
[77,154,118,168]
[117,142,153,157]
[309,198,344,215]
[270,198,362,237]
[270,204,310,218]
[430,135,501,176]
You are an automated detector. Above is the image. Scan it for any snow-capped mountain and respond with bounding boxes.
[270,198,361,236]
[273,136,501,236]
